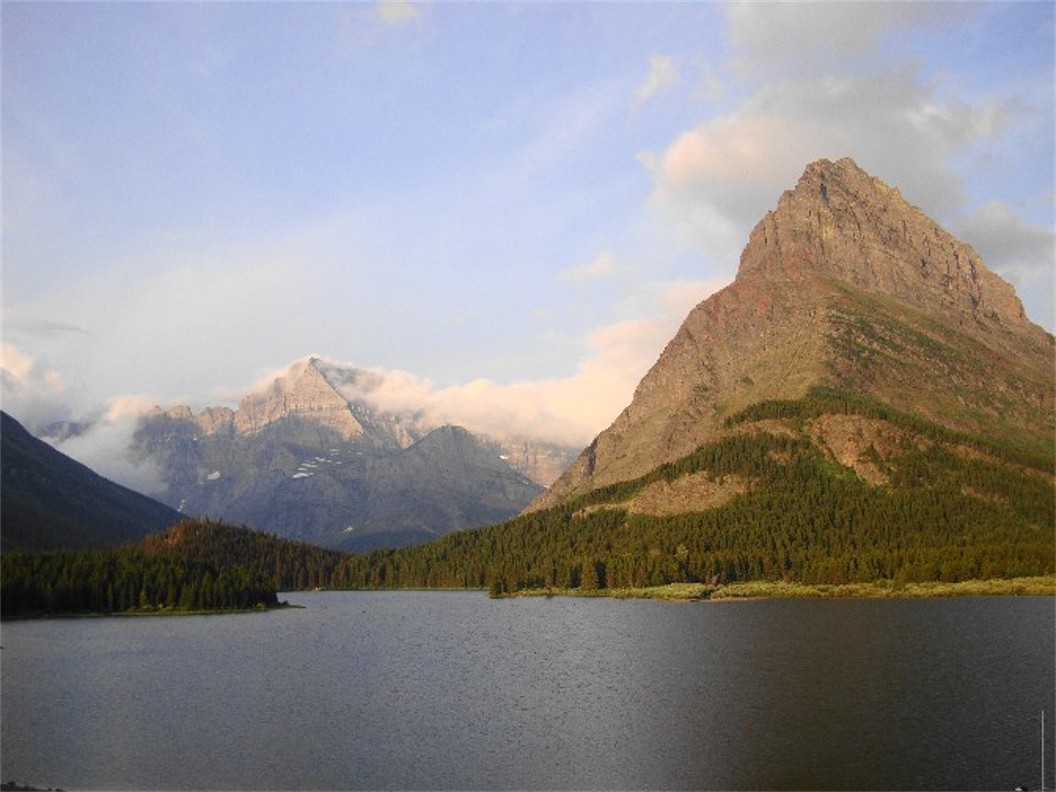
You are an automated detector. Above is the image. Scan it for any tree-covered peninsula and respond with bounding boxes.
[0,522,290,618]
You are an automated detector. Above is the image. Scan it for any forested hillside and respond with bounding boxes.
[0,521,288,618]
[339,389,1055,595]
[136,519,354,590]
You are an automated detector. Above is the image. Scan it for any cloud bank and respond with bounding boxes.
[3,276,725,471]
[638,2,1053,318]
[1,343,168,495]
[303,278,726,448]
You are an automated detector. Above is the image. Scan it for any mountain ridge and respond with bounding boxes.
[131,358,571,550]
[1,411,181,552]
[151,356,577,485]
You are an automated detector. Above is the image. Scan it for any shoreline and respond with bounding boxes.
[1,601,298,622]
[500,576,1056,601]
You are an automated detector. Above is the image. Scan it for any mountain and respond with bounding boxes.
[318,158,1052,594]
[131,358,561,550]
[1,411,181,552]
[531,157,1053,511]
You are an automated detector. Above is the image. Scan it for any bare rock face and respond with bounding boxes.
[531,158,1054,510]
[234,359,367,440]
[150,357,577,486]
[742,158,1045,353]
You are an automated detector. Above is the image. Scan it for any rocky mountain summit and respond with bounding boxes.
[155,359,423,450]
[532,157,1054,511]
[133,357,574,550]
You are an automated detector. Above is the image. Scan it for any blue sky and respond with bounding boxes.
[2,1,1054,485]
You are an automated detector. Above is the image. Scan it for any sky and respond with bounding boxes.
[2,1,1054,491]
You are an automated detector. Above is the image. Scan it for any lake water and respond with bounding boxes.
[1,592,1053,791]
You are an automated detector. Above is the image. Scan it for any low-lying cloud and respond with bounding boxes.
[323,278,727,448]
[1,343,168,495]
[2,277,726,495]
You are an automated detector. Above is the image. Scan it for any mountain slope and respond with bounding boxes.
[1,411,181,552]
[132,359,550,550]
[335,394,1053,593]
[531,158,1054,511]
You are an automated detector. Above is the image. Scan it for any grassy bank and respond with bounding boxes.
[505,576,1056,601]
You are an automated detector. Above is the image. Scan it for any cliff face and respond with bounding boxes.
[531,158,1054,510]
[742,159,1045,349]
[233,359,368,441]
[147,357,577,487]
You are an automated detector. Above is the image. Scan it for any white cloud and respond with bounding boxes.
[632,1,1017,277]
[5,233,315,410]
[1,342,41,388]
[557,251,621,283]
[633,55,681,110]
[635,1,1051,330]
[51,404,169,497]
[640,110,836,265]
[375,0,420,27]
[726,1,956,79]
[0,342,72,431]
[1,342,168,495]
[323,278,727,447]
[692,59,726,104]
[639,57,1021,272]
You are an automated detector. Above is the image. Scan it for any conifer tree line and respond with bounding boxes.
[1,544,279,618]
[344,427,1053,595]
[3,389,1052,614]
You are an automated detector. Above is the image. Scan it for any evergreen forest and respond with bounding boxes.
[344,420,1054,595]
[0,542,280,618]
[330,389,1053,594]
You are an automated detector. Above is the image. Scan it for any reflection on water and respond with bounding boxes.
[2,593,1053,790]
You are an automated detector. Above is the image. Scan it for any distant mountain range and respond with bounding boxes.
[129,358,576,550]
[1,411,181,552]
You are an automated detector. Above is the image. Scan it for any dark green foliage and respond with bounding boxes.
[0,519,310,618]
[1,545,278,619]
[723,387,1054,471]
[334,396,1055,594]
[135,519,353,591]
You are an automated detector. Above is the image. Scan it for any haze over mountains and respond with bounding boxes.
[129,358,577,550]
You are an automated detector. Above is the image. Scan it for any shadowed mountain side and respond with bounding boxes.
[1,411,181,552]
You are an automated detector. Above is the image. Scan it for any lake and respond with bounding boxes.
[1,592,1053,791]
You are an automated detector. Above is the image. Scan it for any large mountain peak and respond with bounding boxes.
[232,356,365,440]
[739,158,1037,344]
[530,158,1053,511]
